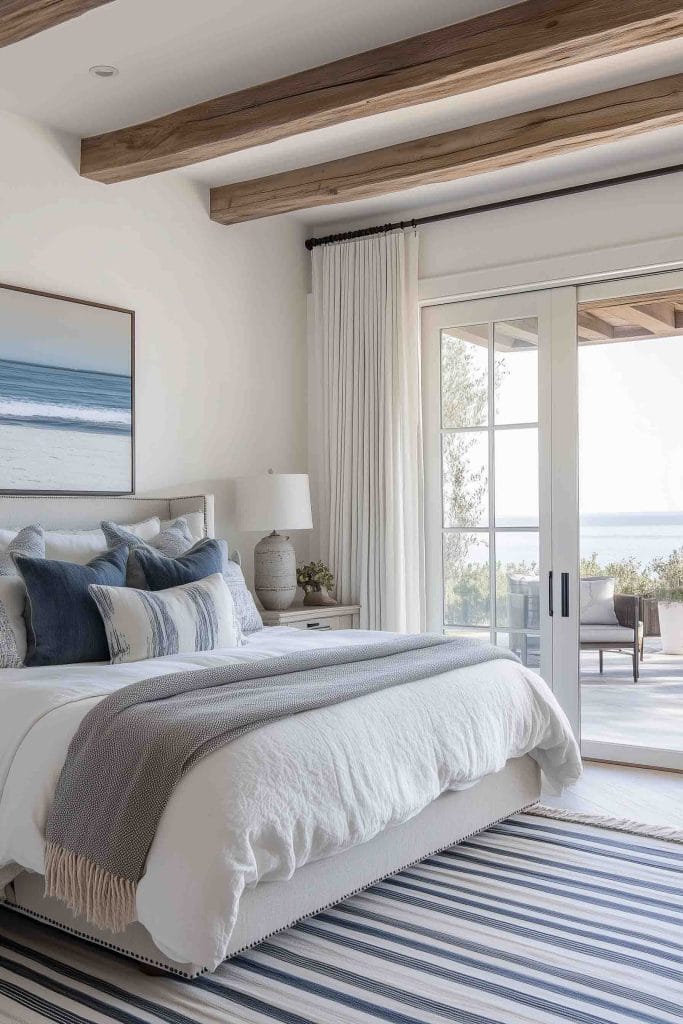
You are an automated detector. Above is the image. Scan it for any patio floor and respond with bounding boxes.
[581,638,683,751]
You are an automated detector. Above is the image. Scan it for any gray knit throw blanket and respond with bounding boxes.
[44,634,517,932]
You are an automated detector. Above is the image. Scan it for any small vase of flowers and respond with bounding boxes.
[297,560,337,607]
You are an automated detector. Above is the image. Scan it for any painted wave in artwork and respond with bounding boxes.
[0,358,131,435]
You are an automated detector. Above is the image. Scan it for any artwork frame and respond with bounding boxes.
[0,281,135,496]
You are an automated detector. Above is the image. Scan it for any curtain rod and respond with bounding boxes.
[304,162,683,251]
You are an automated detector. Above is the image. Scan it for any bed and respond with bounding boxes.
[0,493,581,978]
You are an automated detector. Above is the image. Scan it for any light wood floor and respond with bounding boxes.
[541,761,683,829]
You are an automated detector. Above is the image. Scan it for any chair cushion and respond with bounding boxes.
[580,624,636,643]
[580,577,619,626]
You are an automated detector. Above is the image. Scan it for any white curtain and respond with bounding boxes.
[311,229,424,632]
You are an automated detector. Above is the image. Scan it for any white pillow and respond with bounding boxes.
[161,511,205,541]
[89,573,241,665]
[580,577,619,626]
[0,577,28,667]
[0,516,161,565]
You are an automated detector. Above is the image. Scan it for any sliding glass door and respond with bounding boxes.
[421,292,554,690]
[574,269,683,770]
[422,270,683,768]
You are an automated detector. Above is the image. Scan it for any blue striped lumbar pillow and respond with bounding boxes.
[89,572,242,664]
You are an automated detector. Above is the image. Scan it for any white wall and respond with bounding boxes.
[0,112,310,576]
[416,171,683,298]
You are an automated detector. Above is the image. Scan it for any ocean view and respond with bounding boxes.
[0,358,131,435]
[0,358,132,491]
[580,514,683,564]
[478,514,683,566]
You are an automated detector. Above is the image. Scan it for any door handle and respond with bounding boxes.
[548,571,553,617]
[561,572,570,618]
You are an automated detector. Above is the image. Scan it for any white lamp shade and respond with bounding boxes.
[236,473,312,532]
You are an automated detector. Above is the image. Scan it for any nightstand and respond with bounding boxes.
[260,604,361,631]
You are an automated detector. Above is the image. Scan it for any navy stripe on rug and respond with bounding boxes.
[0,812,680,1024]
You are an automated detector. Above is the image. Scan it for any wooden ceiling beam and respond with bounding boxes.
[0,0,115,48]
[210,74,683,225]
[80,0,683,183]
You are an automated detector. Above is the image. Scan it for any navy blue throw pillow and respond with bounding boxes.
[15,545,129,666]
[133,539,223,591]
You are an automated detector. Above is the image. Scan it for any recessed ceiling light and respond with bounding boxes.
[89,65,119,79]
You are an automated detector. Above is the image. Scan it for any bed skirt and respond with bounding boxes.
[1,755,541,978]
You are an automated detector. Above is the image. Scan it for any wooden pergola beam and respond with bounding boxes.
[577,311,615,341]
[0,0,115,48]
[80,0,683,183]
[210,74,683,225]
[620,302,677,333]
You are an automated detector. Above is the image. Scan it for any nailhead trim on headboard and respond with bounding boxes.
[0,494,214,538]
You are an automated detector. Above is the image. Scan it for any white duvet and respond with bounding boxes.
[0,627,581,971]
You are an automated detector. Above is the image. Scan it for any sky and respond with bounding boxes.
[0,285,131,376]
[579,335,683,515]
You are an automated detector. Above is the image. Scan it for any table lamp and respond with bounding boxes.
[235,471,313,610]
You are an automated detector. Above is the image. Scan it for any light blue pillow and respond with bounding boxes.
[219,542,263,634]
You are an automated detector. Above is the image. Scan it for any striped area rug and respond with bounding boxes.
[0,812,681,1024]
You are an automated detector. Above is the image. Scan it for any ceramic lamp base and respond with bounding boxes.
[254,531,297,611]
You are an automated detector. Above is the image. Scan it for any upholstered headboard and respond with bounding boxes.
[0,493,215,538]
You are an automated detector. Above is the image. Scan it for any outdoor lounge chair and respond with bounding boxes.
[580,582,643,683]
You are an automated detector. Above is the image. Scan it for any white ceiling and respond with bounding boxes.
[1,0,682,230]
[0,0,511,134]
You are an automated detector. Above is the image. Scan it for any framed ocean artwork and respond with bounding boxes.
[0,283,134,494]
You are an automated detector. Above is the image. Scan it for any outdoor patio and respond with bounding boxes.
[581,638,683,751]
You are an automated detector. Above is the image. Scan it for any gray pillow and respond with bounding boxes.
[102,517,194,589]
[0,525,45,576]
[0,577,29,667]
[218,541,263,634]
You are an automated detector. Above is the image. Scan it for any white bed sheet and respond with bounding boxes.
[0,627,581,970]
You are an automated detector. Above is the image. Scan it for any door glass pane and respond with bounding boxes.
[495,631,541,669]
[442,432,488,528]
[426,297,547,686]
[494,427,538,527]
[443,532,489,627]
[441,325,488,428]
[495,531,540,628]
[493,319,538,424]
[578,290,683,759]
